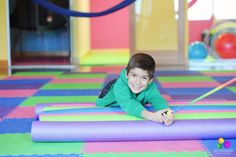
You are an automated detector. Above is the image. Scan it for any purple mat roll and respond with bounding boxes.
[35,103,95,119]
[31,119,236,142]
[35,104,48,120]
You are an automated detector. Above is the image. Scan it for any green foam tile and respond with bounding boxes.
[157,76,214,82]
[39,112,236,121]
[83,152,209,157]
[13,72,63,76]
[228,87,236,93]
[58,73,107,78]
[176,112,236,119]
[0,133,84,156]
[20,96,97,106]
[41,83,102,89]
[40,114,142,121]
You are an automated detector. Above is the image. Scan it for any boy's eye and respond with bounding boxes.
[142,77,149,81]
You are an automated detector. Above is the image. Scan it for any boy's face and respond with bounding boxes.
[126,68,152,94]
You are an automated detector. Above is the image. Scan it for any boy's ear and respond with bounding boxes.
[125,72,128,78]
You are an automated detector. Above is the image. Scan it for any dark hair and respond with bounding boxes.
[126,53,156,78]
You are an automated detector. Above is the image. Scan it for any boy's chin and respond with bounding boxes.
[131,88,143,94]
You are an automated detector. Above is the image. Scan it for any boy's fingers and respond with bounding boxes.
[162,113,174,121]
[162,114,169,121]
[159,116,165,123]
[164,119,174,126]
[162,114,175,125]
[162,110,175,120]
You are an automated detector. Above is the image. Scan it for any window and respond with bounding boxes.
[214,0,236,20]
[188,0,236,20]
[188,0,212,20]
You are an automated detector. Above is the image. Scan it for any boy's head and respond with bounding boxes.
[126,53,156,93]
[126,53,156,79]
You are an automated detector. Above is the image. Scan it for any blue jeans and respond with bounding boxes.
[98,79,117,98]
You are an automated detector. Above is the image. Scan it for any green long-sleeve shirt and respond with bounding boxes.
[96,69,169,118]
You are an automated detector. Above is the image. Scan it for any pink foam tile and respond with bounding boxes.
[0,89,37,97]
[162,94,173,101]
[6,106,35,118]
[50,78,105,83]
[160,82,220,88]
[83,140,205,153]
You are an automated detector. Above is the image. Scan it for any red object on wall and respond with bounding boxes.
[215,33,236,59]
[188,20,213,43]
[90,0,129,49]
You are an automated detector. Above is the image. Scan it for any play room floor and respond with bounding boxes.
[0,69,236,157]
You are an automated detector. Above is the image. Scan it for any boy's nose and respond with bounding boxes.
[135,78,141,85]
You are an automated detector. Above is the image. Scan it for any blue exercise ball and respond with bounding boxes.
[188,41,208,59]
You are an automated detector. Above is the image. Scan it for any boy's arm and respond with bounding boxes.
[146,83,169,111]
[141,109,164,123]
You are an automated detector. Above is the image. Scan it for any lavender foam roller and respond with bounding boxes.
[32,119,236,142]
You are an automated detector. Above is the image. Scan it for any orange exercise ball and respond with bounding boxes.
[214,33,236,59]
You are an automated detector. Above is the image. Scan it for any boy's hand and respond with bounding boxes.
[153,110,165,123]
[158,108,175,126]
[141,110,164,123]
[142,109,175,125]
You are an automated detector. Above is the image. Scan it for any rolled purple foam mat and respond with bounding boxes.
[35,103,98,119]
[35,104,48,120]
[31,119,236,142]
[35,103,62,120]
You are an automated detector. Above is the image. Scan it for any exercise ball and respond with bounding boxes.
[214,33,236,59]
[188,42,208,59]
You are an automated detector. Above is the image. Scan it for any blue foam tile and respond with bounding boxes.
[0,106,18,118]
[0,154,83,157]
[164,88,234,95]
[34,89,100,96]
[201,139,236,157]
[156,71,203,76]
[207,94,236,100]
[0,79,51,85]
[152,79,167,94]
[0,118,34,133]
[212,76,236,85]
[103,74,119,87]
[0,98,26,106]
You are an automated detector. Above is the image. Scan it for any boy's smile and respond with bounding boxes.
[126,68,152,93]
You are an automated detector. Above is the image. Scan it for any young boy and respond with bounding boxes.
[96,53,174,125]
